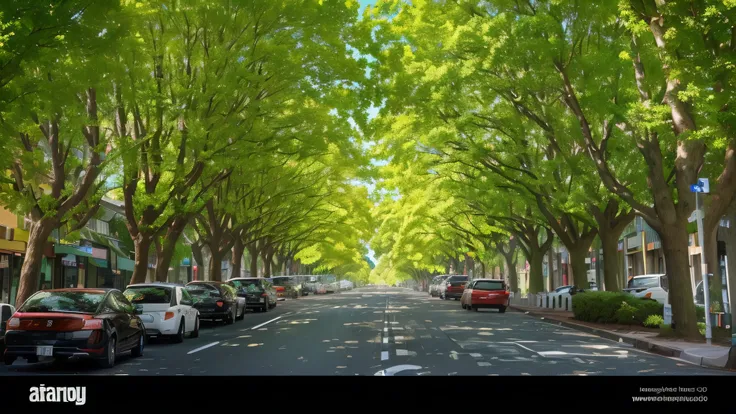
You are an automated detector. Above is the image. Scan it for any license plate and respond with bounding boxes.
[259,298,265,303]
[36,346,53,356]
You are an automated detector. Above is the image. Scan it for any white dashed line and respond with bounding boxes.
[250,316,282,330]
[187,341,220,355]
[383,337,389,344]
[381,351,389,361]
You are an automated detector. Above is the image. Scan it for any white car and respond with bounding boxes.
[123,283,200,342]
[623,274,668,304]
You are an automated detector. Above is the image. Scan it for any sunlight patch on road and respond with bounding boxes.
[478,332,493,336]
[247,343,263,347]
[237,335,252,338]
[322,339,331,342]
[345,340,359,344]
[326,350,336,353]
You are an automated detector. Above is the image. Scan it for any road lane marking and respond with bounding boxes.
[381,351,389,361]
[384,327,389,332]
[383,337,389,344]
[512,342,538,354]
[250,316,282,330]
[188,341,220,355]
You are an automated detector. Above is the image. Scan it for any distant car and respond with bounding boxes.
[441,275,469,300]
[185,281,244,324]
[124,283,200,342]
[227,277,277,312]
[3,288,145,368]
[268,276,295,300]
[461,279,510,312]
[429,276,449,297]
[623,274,668,304]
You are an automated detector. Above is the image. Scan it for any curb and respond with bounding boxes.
[509,306,684,358]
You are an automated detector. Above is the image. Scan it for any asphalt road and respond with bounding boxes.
[1,287,732,376]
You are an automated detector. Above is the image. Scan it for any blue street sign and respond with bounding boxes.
[690,184,703,193]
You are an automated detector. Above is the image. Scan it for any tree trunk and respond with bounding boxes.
[480,261,486,278]
[131,234,154,285]
[154,217,188,282]
[600,230,621,291]
[231,238,245,280]
[209,251,224,282]
[14,218,57,306]
[660,225,701,337]
[191,242,204,279]
[528,247,544,294]
[246,243,258,277]
[568,245,590,289]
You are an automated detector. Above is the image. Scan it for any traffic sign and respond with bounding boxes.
[691,178,710,194]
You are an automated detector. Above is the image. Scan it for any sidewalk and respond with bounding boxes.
[510,305,733,370]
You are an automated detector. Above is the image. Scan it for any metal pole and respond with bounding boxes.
[696,191,713,344]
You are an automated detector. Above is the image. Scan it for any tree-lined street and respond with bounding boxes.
[1,287,728,376]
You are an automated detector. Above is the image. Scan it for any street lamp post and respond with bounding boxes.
[691,178,713,344]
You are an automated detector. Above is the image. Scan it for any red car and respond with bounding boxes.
[3,288,145,368]
[441,275,468,300]
[460,279,510,313]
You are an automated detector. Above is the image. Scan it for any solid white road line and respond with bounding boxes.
[250,316,282,330]
[188,341,220,355]
[381,351,389,361]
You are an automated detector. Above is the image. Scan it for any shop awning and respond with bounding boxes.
[89,257,109,268]
[118,257,135,272]
[79,228,128,258]
[0,239,25,253]
[54,244,93,258]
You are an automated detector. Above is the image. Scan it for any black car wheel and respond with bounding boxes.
[262,298,269,312]
[99,336,116,368]
[3,354,16,366]
[131,333,144,357]
[499,306,507,314]
[191,316,200,337]
[225,309,234,325]
[236,304,245,320]
[173,319,185,343]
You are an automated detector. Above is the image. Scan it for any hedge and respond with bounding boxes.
[571,291,664,326]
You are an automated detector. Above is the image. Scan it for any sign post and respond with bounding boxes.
[690,178,712,344]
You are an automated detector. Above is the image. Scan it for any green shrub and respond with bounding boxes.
[615,302,637,325]
[696,305,705,322]
[643,314,664,328]
[572,291,664,326]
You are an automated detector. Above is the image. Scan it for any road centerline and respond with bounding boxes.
[187,341,220,355]
[250,316,282,330]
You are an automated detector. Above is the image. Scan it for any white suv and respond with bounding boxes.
[623,274,668,304]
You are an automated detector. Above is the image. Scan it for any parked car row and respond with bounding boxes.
[0,276,295,369]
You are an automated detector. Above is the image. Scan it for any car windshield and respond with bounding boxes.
[474,281,505,291]
[19,291,105,314]
[123,287,172,304]
[230,280,264,292]
[186,284,221,298]
[628,277,661,289]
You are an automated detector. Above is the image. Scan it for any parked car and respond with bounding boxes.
[694,279,730,313]
[461,279,510,312]
[123,283,200,342]
[3,288,145,368]
[441,275,468,300]
[184,281,244,324]
[0,303,16,355]
[429,276,449,297]
[227,277,277,312]
[623,274,668,304]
